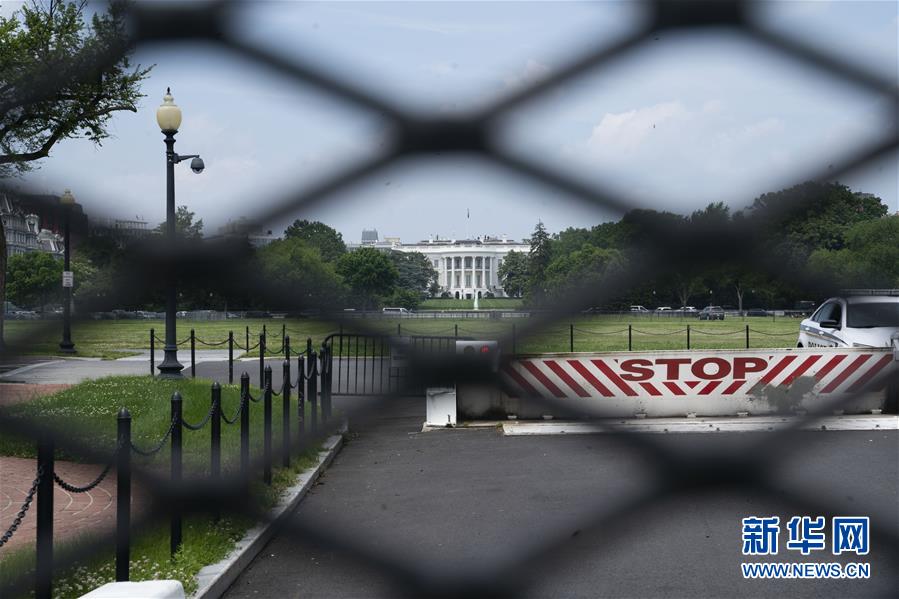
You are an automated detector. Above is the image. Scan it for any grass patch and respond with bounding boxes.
[4,315,800,359]
[0,376,328,597]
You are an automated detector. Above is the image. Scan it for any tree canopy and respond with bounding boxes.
[0,0,152,174]
[284,219,346,262]
[336,247,398,310]
[6,251,62,308]
[155,205,203,239]
[388,250,438,297]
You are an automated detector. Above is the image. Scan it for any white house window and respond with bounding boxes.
[454,257,461,269]
[475,257,482,269]
[464,256,472,268]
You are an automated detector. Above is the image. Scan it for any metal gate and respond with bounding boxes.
[324,333,457,396]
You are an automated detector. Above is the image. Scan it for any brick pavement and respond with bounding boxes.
[0,383,144,557]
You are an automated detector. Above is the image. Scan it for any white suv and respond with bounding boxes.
[798,294,899,348]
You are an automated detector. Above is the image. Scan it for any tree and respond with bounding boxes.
[807,215,899,289]
[256,237,345,309]
[0,0,151,346]
[284,219,346,262]
[335,247,398,310]
[155,205,203,239]
[544,245,624,302]
[6,251,63,308]
[527,221,551,304]
[498,250,528,298]
[386,288,421,310]
[389,251,437,297]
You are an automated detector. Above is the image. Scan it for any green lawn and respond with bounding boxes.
[4,314,801,359]
[0,376,326,597]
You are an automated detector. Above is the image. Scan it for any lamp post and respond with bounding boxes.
[58,189,76,354]
[156,88,205,378]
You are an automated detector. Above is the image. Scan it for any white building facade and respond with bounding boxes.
[394,236,530,299]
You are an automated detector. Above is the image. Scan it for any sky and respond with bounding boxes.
[3,0,898,243]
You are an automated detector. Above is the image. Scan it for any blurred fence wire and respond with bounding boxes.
[1,0,898,597]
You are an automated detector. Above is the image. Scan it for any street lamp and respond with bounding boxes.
[58,189,76,354]
[156,88,205,378]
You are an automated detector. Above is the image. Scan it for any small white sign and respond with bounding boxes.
[62,271,74,288]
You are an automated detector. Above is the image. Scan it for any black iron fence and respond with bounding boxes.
[0,357,331,593]
[2,1,898,598]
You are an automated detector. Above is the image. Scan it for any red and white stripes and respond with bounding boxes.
[501,351,895,400]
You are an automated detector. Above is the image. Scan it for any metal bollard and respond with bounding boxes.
[245,326,249,355]
[210,383,221,482]
[282,360,291,467]
[454,323,458,338]
[228,331,234,385]
[321,342,332,422]
[259,333,265,390]
[745,325,750,349]
[263,366,272,485]
[397,322,401,336]
[285,334,291,361]
[240,373,250,481]
[170,391,182,557]
[190,329,196,378]
[116,408,131,582]
[570,323,574,353]
[687,325,691,350]
[36,435,54,599]
[309,349,318,434]
[628,325,632,352]
[297,354,306,438]
[150,328,155,376]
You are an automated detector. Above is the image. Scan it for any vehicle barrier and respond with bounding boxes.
[471,348,898,419]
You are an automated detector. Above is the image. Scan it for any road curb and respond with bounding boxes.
[192,424,347,599]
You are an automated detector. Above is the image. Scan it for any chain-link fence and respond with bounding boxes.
[1,1,898,597]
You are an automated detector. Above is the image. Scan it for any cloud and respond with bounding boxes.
[503,59,551,91]
[586,101,688,155]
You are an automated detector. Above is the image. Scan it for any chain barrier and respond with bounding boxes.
[573,327,630,335]
[53,459,115,494]
[689,328,745,336]
[129,415,177,457]
[0,466,42,548]
[195,337,229,347]
[631,327,690,336]
[221,393,248,425]
[179,402,216,431]
[748,328,802,336]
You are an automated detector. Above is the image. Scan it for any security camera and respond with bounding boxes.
[190,156,205,174]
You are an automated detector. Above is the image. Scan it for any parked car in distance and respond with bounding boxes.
[655,306,672,312]
[629,305,650,313]
[679,306,697,313]
[798,294,899,348]
[698,306,725,320]
[746,308,768,317]
[382,307,410,315]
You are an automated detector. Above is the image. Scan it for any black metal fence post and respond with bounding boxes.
[150,328,155,376]
[263,324,267,344]
[284,334,291,361]
[240,373,250,482]
[454,323,458,338]
[36,434,54,599]
[297,353,306,439]
[309,349,318,434]
[228,331,234,385]
[259,333,265,390]
[282,359,291,467]
[190,328,196,378]
[628,325,632,351]
[321,342,331,422]
[397,322,401,336]
[170,391,182,557]
[687,325,691,350]
[245,326,249,355]
[210,383,221,483]
[281,323,286,347]
[116,408,131,582]
[570,324,574,352]
[745,324,750,349]
[263,365,272,485]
